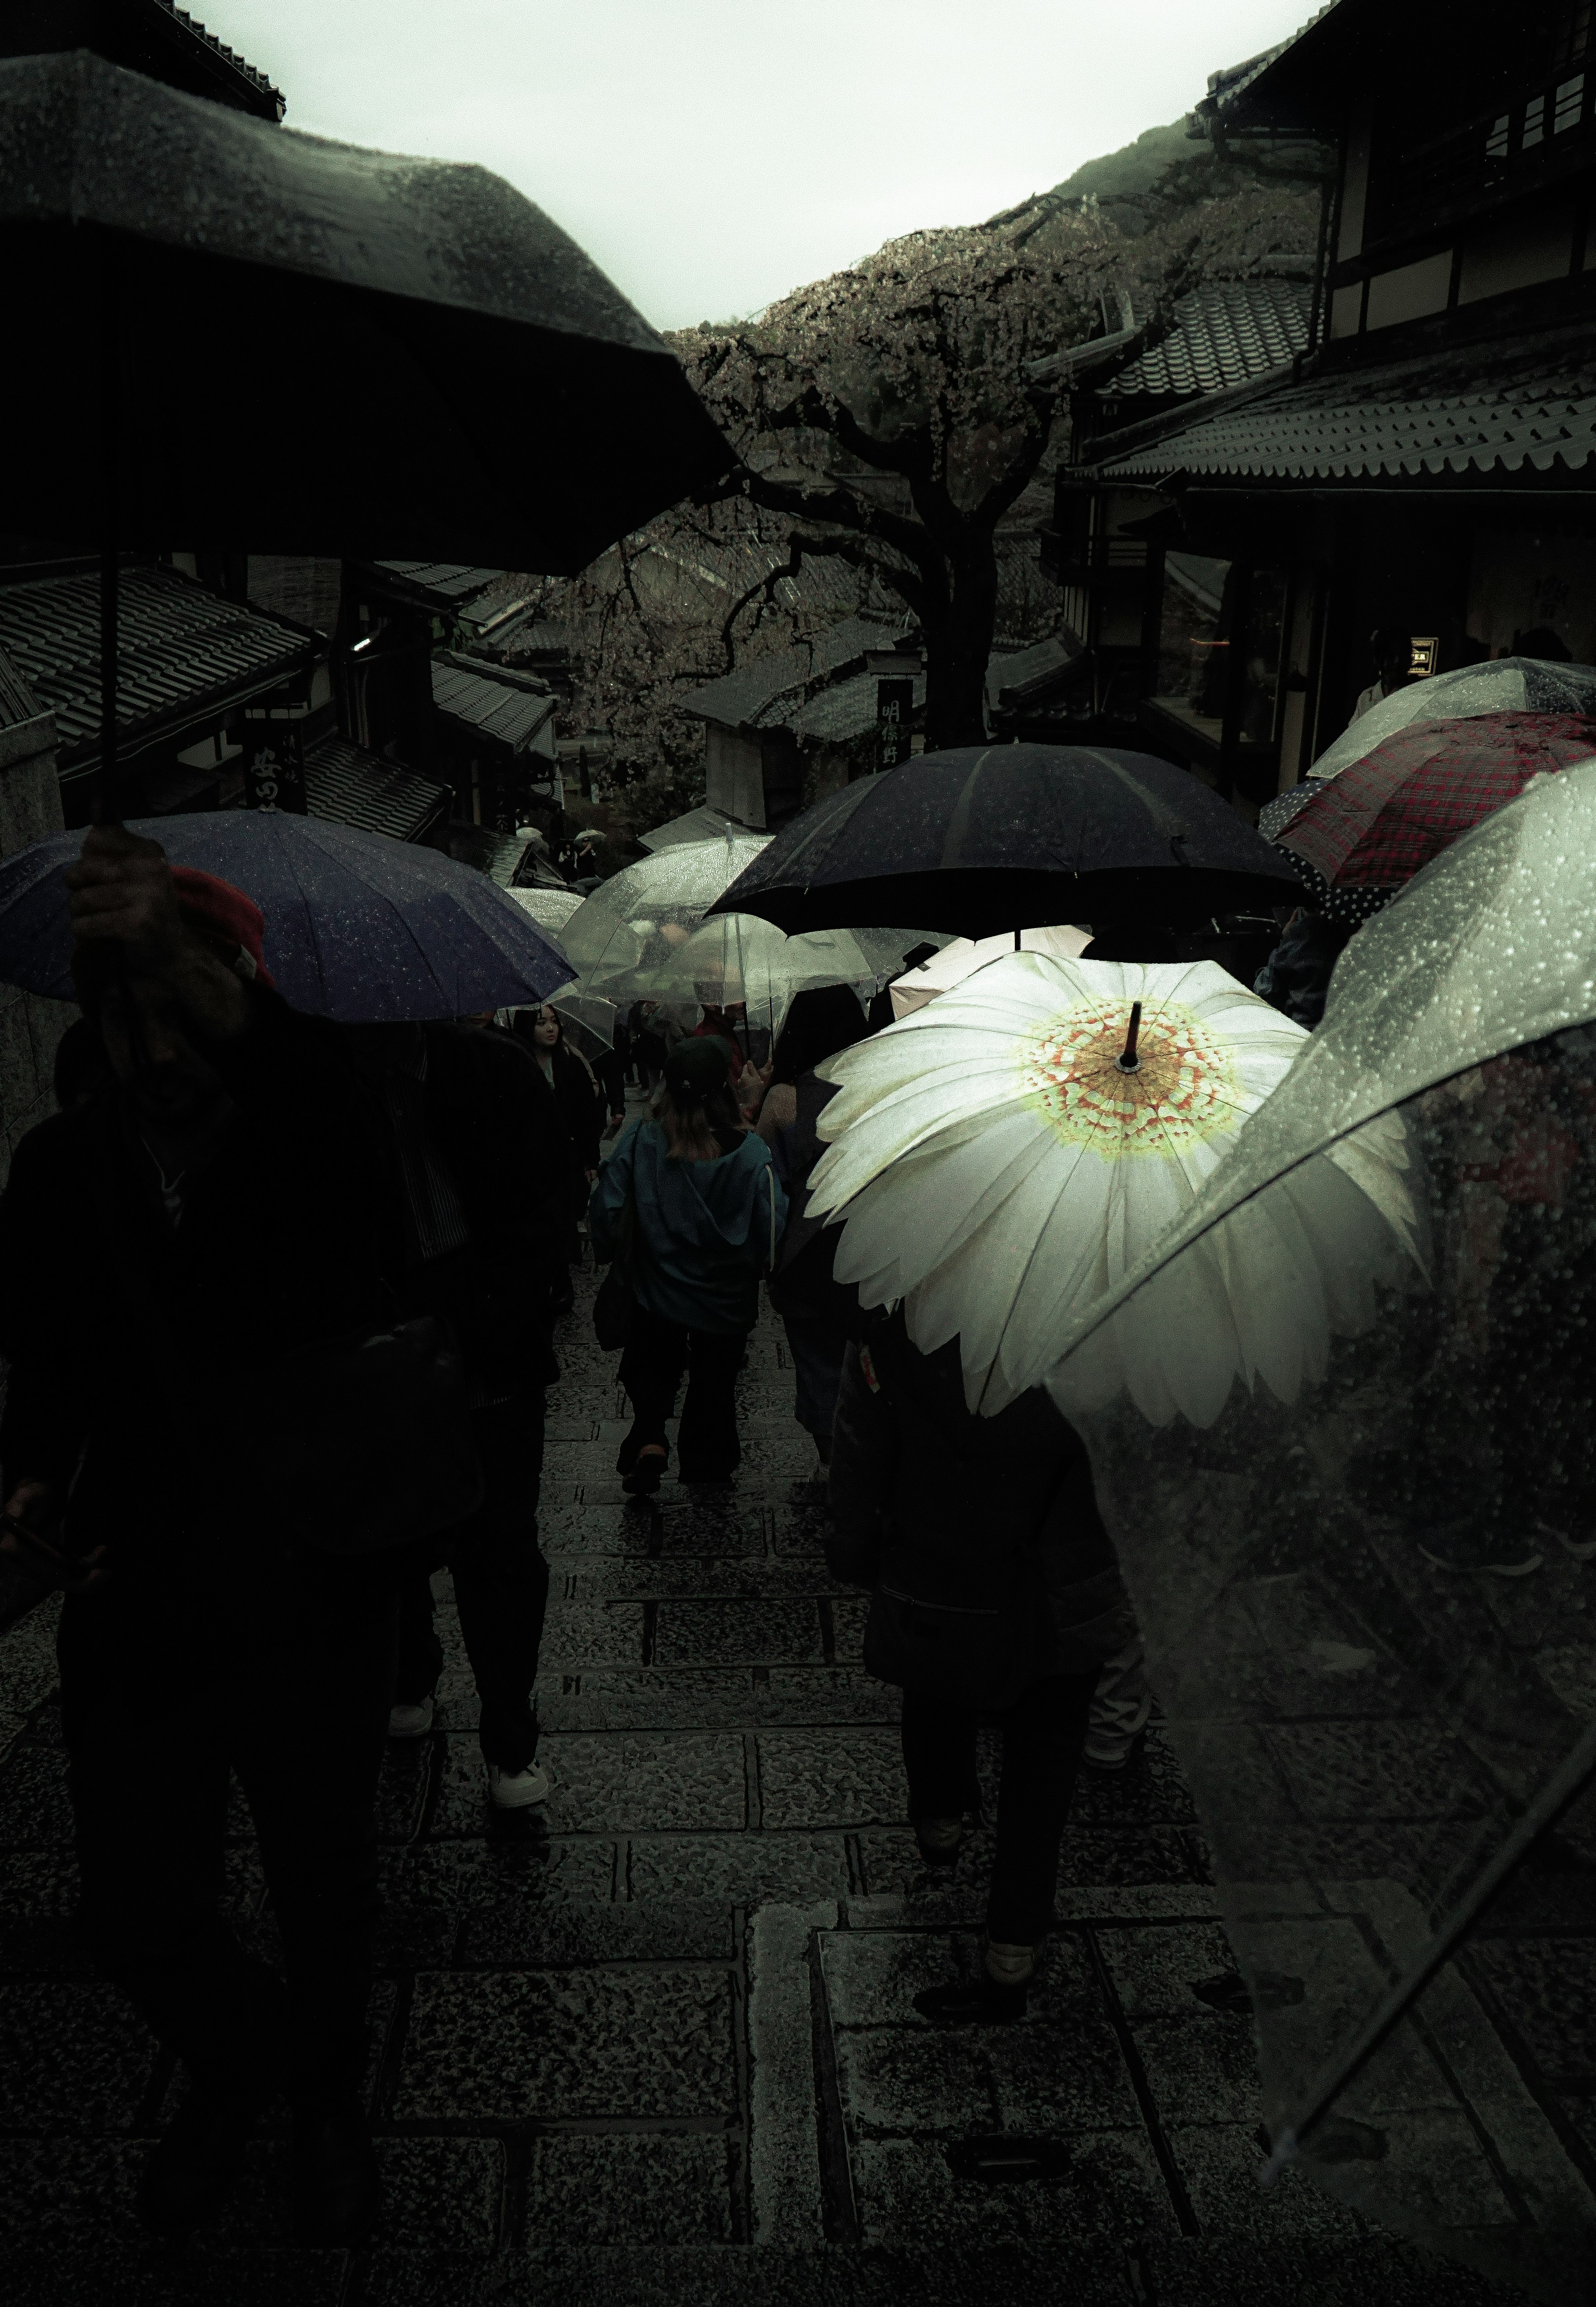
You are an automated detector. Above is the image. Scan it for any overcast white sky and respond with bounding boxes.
[196,1,1310,330]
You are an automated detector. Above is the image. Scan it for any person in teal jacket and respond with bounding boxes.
[590,1035,786,1492]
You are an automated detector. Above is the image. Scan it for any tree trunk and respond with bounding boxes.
[921,536,998,752]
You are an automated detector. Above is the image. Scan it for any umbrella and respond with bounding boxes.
[560,836,772,997]
[704,744,1305,939]
[1303,654,1596,791]
[1039,761,1596,2297]
[888,925,1090,1019]
[0,814,574,1023]
[508,888,585,935]
[1,49,728,566]
[644,916,943,1023]
[800,953,1408,1416]
[1273,711,1596,897]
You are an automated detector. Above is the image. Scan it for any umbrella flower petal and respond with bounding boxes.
[809,952,1412,1415]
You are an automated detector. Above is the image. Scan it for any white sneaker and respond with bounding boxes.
[488,1761,550,1809]
[388,1697,434,1739]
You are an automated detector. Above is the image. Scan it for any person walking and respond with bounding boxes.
[512,1003,603,1309]
[0,828,411,2244]
[631,1000,666,1093]
[826,1309,1130,2016]
[589,1035,786,1493]
[756,986,871,1472]
[355,1016,569,1809]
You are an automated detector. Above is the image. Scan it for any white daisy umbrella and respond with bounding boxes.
[806,952,1421,1417]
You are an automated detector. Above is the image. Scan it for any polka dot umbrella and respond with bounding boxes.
[802,952,1411,1416]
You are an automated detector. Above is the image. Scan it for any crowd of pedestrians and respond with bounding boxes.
[0,829,1152,2248]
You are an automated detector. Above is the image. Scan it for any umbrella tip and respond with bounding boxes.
[1116,999,1143,1074]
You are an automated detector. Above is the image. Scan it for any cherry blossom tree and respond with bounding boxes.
[679,208,1117,749]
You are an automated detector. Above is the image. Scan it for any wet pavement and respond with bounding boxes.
[0,1104,1538,2304]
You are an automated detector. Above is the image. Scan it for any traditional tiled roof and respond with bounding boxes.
[431,656,557,753]
[303,735,450,843]
[366,562,512,608]
[0,562,312,770]
[0,644,42,732]
[985,633,1089,712]
[1096,326,1596,485]
[1198,5,1342,127]
[677,618,908,730]
[788,668,926,744]
[157,3,284,116]
[1101,279,1311,400]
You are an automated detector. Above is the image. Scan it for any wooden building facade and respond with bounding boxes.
[1065,0,1596,811]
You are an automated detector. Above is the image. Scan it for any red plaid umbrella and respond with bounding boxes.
[1276,711,1596,890]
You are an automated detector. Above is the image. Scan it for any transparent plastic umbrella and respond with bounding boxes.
[1263,656,1596,839]
[508,887,584,935]
[559,835,770,998]
[1042,762,1596,2300]
[644,916,944,1025]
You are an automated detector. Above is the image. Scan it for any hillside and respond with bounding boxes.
[1051,118,1196,203]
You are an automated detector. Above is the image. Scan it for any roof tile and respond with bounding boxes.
[1098,329,1596,484]
[1102,278,1312,399]
[0,562,311,767]
[303,735,450,843]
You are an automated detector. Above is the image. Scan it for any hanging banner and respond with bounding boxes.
[243,721,307,813]
[877,678,913,771]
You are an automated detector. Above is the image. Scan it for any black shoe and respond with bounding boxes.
[913,1978,1028,2026]
[677,1463,736,1486]
[137,2091,255,2238]
[622,1447,667,1496]
[292,2099,379,2248]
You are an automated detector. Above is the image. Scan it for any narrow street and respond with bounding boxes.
[0,1089,1532,2306]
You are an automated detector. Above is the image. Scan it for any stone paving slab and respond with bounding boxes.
[0,1206,1578,2298]
[392,1966,739,2121]
[567,1558,850,1600]
[0,1980,160,2132]
[758,1729,908,1830]
[529,2131,737,2244]
[540,1732,750,1832]
[627,1832,852,1906]
[537,1666,900,1733]
[654,1599,826,1666]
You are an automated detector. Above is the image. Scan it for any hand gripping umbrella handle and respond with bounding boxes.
[1260,1712,1596,2188]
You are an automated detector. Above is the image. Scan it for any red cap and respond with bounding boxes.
[170,865,274,988]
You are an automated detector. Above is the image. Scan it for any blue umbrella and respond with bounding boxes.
[0,815,575,1023]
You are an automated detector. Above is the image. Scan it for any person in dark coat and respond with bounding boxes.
[827,1309,1131,2014]
[866,941,940,1031]
[354,1018,569,1807]
[589,1036,786,1492]
[512,1003,603,1306]
[0,828,405,2244]
[756,985,871,1469]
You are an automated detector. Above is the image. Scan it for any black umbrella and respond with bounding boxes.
[1,44,729,813]
[0,49,728,569]
[706,744,1306,940]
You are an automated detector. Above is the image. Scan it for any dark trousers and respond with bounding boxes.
[900,1671,1097,1944]
[619,1306,747,1477]
[60,1561,397,2113]
[393,1393,549,1773]
[781,1313,848,1443]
